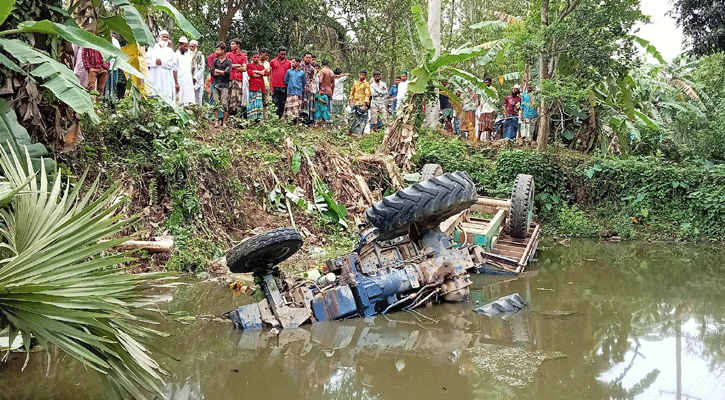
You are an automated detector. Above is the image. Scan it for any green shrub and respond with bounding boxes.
[543,205,600,238]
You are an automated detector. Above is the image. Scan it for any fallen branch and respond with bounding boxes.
[113,239,173,252]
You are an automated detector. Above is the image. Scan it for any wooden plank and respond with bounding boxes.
[518,224,541,267]
[483,210,506,249]
[494,242,527,251]
[483,251,520,265]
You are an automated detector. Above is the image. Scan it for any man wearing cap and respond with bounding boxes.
[189,40,205,106]
[503,84,522,139]
[396,72,409,109]
[174,37,195,105]
[369,71,388,131]
[145,30,177,100]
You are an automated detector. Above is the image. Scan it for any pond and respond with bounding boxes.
[3,239,725,399]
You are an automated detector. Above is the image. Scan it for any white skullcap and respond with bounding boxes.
[513,84,521,89]
[178,36,188,43]
[159,30,169,36]
[189,40,198,46]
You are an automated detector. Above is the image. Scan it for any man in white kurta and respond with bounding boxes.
[174,36,195,105]
[145,31,177,100]
[189,40,205,105]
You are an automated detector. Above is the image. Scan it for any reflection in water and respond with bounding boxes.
[3,240,725,399]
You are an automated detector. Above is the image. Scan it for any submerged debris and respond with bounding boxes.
[474,293,526,316]
[470,346,567,387]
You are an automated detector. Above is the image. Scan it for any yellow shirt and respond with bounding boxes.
[263,60,271,92]
[349,80,370,106]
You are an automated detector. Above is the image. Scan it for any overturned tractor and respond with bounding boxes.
[225,170,537,330]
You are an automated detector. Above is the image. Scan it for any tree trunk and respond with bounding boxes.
[424,0,442,128]
[217,0,240,43]
[536,0,551,151]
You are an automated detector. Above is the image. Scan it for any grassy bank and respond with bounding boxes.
[63,99,725,273]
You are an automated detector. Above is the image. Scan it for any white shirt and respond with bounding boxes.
[332,76,348,101]
[145,41,176,100]
[370,80,388,106]
[397,80,409,104]
[174,50,195,104]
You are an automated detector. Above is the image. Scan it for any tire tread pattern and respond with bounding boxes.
[420,163,443,182]
[509,174,534,239]
[366,171,477,240]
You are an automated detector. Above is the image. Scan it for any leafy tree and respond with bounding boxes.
[669,0,725,56]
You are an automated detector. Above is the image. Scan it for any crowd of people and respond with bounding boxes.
[70,32,538,141]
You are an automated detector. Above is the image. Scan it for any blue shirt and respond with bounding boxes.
[284,68,306,96]
[521,91,538,118]
[389,84,398,108]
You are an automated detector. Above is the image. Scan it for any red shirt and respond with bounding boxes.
[247,63,267,92]
[82,48,108,70]
[269,57,291,88]
[504,94,521,115]
[207,52,217,70]
[226,51,248,81]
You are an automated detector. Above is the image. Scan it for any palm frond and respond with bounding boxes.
[0,146,171,400]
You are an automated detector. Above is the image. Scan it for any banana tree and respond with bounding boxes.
[0,0,199,135]
[380,5,514,171]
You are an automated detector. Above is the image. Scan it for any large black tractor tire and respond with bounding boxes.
[365,171,478,241]
[226,227,304,273]
[509,174,535,239]
[419,163,444,182]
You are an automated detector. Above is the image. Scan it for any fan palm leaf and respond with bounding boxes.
[0,146,171,400]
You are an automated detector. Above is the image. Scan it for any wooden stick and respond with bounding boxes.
[114,239,173,252]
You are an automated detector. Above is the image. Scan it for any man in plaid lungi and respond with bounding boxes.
[283,57,306,124]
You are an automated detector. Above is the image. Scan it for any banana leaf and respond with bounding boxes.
[0,0,14,27]
[107,0,155,46]
[429,40,500,71]
[411,4,435,62]
[0,38,98,123]
[150,0,200,39]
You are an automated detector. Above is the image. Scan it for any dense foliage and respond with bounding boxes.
[670,0,725,56]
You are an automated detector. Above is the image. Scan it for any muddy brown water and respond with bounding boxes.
[3,239,725,399]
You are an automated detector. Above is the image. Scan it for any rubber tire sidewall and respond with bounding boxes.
[226,227,304,273]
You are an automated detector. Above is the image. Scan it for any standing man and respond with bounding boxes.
[348,70,370,136]
[369,71,388,131]
[270,47,291,119]
[227,38,248,117]
[212,42,232,127]
[388,76,400,115]
[145,31,176,100]
[283,56,306,124]
[520,83,538,143]
[259,48,272,116]
[174,37,195,105]
[189,40,205,106]
[246,51,268,121]
[439,80,454,134]
[396,72,409,110]
[503,84,522,139]
[317,59,335,125]
[477,77,497,141]
[81,47,109,100]
[300,52,315,124]
[331,68,349,124]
